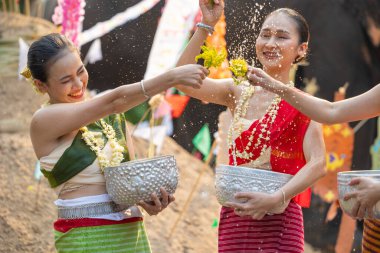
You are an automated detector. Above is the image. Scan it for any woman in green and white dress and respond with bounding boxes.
[22,33,207,253]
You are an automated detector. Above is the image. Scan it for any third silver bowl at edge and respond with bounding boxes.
[104,155,179,207]
[215,164,293,206]
[338,170,380,218]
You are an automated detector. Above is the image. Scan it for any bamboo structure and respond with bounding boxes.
[13,0,19,13]
[36,0,45,18]
[24,0,30,16]
[1,0,7,12]
[9,0,13,12]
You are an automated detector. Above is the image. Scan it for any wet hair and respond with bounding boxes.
[27,33,77,82]
[265,8,310,63]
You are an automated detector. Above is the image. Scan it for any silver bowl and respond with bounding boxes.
[338,170,380,218]
[215,164,293,205]
[104,155,179,206]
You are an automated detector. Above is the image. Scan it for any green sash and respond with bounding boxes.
[41,114,130,188]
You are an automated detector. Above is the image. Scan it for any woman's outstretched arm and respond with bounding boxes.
[176,0,224,68]
[248,67,380,124]
[30,64,206,157]
[175,0,234,107]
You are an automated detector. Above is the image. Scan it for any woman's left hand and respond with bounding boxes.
[138,187,175,216]
[225,191,283,220]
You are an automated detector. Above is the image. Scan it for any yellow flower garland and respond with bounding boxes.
[80,119,125,172]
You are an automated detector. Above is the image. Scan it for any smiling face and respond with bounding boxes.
[39,49,89,104]
[256,12,308,71]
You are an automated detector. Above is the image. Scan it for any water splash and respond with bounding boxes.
[226,1,274,66]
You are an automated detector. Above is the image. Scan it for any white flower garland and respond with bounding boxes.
[80,119,125,172]
[227,84,255,148]
[228,82,294,165]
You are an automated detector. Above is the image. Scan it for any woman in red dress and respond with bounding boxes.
[176,1,327,252]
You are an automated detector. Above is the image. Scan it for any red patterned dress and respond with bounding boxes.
[218,101,311,253]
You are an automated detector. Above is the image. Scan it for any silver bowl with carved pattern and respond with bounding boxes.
[215,164,293,205]
[104,155,179,207]
[338,170,380,218]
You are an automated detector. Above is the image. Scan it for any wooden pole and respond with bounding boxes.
[148,110,155,158]
[37,0,45,18]
[14,0,19,13]
[24,0,30,16]
[1,0,7,12]
[9,0,13,12]
[167,140,217,239]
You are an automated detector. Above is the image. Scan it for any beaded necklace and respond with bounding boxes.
[80,119,125,172]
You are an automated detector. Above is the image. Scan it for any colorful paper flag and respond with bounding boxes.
[161,113,174,136]
[154,99,172,119]
[165,95,190,118]
[79,0,160,46]
[212,218,218,228]
[18,38,29,80]
[84,39,103,64]
[192,124,211,159]
[33,160,42,181]
[144,0,199,78]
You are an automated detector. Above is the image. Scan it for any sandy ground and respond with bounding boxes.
[0,76,320,253]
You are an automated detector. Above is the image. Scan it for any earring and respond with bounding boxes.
[294,55,304,63]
